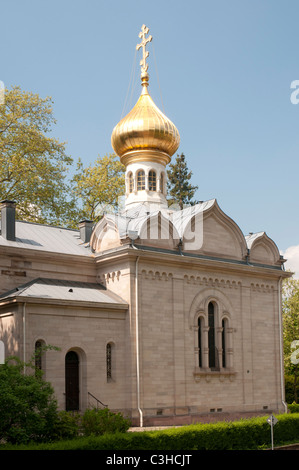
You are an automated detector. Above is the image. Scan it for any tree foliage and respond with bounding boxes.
[71,153,125,223]
[282,276,299,402]
[0,86,74,226]
[167,153,198,209]
[0,86,127,228]
[0,350,59,444]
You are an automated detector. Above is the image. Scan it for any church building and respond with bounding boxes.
[0,25,290,426]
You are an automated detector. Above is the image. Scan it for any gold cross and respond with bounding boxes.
[136,24,152,74]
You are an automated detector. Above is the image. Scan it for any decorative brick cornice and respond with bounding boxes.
[141,269,173,281]
[184,274,242,289]
[250,282,275,293]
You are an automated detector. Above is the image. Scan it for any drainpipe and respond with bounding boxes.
[278,277,287,413]
[135,255,143,427]
[177,238,183,256]
[23,302,26,373]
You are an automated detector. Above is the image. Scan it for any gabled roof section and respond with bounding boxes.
[89,200,284,268]
[245,231,268,249]
[245,231,282,265]
[0,220,92,257]
[90,201,216,253]
[0,278,128,308]
[183,199,248,260]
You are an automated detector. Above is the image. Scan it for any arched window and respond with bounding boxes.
[160,173,164,194]
[198,317,203,368]
[128,172,133,193]
[35,340,43,373]
[222,318,228,368]
[106,343,114,382]
[208,302,219,370]
[148,170,156,191]
[194,299,234,380]
[137,170,145,190]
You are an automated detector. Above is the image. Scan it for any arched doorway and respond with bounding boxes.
[65,351,80,411]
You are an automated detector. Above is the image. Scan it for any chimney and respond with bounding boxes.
[1,200,16,241]
[78,219,93,243]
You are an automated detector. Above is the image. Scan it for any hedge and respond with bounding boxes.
[288,403,299,414]
[2,413,299,450]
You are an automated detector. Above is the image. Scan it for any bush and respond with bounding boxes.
[81,408,131,436]
[288,403,299,413]
[0,357,59,444]
[52,411,81,440]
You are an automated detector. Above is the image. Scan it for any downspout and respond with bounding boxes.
[135,255,143,427]
[23,302,26,373]
[278,277,287,413]
[177,238,183,256]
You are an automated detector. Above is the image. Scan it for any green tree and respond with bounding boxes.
[167,153,198,209]
[282,276,299,403]
[0,348,59,444]
[0,86,74,226]
[71,153,125,223]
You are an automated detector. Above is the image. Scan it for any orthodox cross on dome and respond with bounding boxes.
[136,24,152,75]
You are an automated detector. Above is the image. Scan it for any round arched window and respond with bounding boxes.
[160,173,165,194]
[137,170,145,190]
[128,172,133,193]
[148,170,156,191]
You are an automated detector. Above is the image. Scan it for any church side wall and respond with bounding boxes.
[23,303,127,413]
[0,249,97,296]
[139,269,175,416]
[183,273,243,413]
[249,281,283,408]
[0,304,22,359]
[0,247,285,424]
[136,259,284,423]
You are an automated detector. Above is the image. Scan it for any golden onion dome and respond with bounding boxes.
[111,25,180,167]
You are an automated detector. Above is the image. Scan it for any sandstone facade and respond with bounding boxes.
[0,199,290,426]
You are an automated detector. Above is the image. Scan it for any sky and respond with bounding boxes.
[1,0,299,276]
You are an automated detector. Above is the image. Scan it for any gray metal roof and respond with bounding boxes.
[0,220,92,257]
[0,204,277,260]
[99,199,216,240]
[0,278,127,307]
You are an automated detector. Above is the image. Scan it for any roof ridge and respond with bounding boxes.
[14,220,79,232]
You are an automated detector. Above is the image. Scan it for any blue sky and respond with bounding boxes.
[1,0,299,274]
